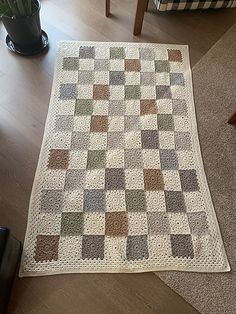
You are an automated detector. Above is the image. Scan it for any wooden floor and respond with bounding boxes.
[0,0,235,313]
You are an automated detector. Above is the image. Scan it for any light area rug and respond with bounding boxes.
[157,24,236,314]
[20,41,229,277]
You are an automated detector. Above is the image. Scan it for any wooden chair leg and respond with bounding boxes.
[106,0,110,17]
[133,0,149,35]
[228,112,236,125]
[145,0,149,11]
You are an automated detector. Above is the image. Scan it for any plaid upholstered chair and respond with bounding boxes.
[105,0,236,35]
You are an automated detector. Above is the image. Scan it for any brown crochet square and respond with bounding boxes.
[93,85,110,100]
[140,100,157,115]
[105,212,128,236]
[90,116,108,132]
[144,169,164,190]
[167,49,183,62]
[125,59,141,72]
[34,235,60,262]
[48,149,69,169]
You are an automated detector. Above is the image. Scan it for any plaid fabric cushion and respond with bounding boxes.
[154,0,236,11]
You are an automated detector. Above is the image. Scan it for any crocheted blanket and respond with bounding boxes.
[20,41,229,276]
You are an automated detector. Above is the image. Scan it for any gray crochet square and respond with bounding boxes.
[188,212,208,236]
[139,48,155,60]
[54,115,74,132]
[82,235,104,259]
[71,132,90,150]
[141,130,159,149]
[84,190,105,212]
[148,212,170,235]
[107,132,124,149]
[179,170,199,192]
[126,235,149,260]
[41,189,63,212]
[79,46,95,59]
[124,149,143,169]
[170,234,194,259]
[64,169,85,190]
[160,149,179,170]
[109,71,125,85]
[175,132,191,151]
[78,71,94,85]
[165,191,186,212]
[59,84,78,100]
[105,168,125,190]
[94,59,109,71]
[172,99,188,116]
[170,73,185,86]
[108,100,125,116]
[156,85,172,99]
[125,116,141,132]
[140,72,156,85]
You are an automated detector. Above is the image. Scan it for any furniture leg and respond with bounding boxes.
[106,0,110,17]
[0,228,22,314]
[228,112,236,125]
[133,0,149,35]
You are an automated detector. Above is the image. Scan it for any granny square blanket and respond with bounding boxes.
[20,42,229,276]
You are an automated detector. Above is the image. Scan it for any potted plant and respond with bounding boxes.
[0,0,48,55]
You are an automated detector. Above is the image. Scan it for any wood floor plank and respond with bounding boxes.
[1,0,235,313]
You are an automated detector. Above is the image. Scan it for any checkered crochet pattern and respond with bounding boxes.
[20,42,229,276]
[154,0,236,11]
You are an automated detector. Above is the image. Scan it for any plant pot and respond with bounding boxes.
[2,0,48,55]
